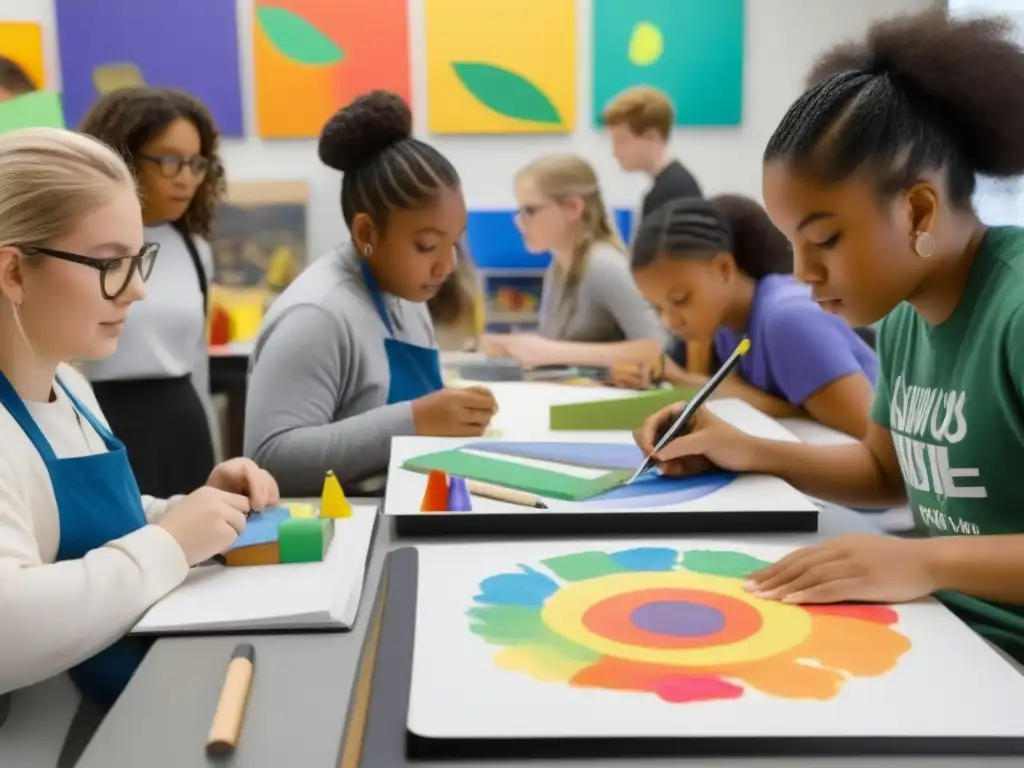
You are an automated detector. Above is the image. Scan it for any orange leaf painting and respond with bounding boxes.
[253,0,411,139]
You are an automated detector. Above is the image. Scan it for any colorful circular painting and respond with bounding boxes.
[467,547,912,703]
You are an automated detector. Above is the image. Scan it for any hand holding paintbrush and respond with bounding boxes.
[628,337,751,483]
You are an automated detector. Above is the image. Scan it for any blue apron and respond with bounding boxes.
[0,373,152,709]
[360,260,444,403]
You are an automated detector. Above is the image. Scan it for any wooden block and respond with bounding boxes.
[223,541,280,567]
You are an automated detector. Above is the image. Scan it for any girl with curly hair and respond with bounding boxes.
[78,87,225,497]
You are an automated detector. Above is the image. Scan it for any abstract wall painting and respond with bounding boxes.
[592,0,744,127]
[0,22,46,90]
[253,0,410,139]
[211,181,309,289]
[408,539,1024,744]
[54,0,244,135]
[424,0,576,134]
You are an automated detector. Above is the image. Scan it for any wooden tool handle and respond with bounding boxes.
[465,479,538,507]
[206,646,255,757]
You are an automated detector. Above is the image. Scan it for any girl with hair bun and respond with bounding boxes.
[245,91,497,496]
[638,10,1024,664]
[618,194,877,438]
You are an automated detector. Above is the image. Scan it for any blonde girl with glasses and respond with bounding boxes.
[78,87,224,498]
[0,129,277,764]
[479,153,668,368]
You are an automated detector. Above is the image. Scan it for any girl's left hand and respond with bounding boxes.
[478,334,509,357]
[206,458,280,511]
[500,333,554,368]
[745,534,937,605]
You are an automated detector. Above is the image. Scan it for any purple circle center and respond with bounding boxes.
[630,600,725,638]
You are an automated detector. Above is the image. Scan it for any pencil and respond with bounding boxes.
[628,336,752,484]
[465,479,548,509]
[206,643,255,758]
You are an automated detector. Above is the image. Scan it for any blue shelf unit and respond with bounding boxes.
[465,209,634,332]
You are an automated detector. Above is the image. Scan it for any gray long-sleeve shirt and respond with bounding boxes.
[244,243,437,496]
[538,243,668,345]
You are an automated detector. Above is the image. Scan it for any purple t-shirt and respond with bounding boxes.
[714,274,878,405]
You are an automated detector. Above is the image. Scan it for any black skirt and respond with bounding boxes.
[91,375,215,498]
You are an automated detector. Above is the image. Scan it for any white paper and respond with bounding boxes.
[408,538,1024,741]
[384,397,817,517]
[132,503,379,634]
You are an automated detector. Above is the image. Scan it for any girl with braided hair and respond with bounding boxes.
[245,91,497,496]
[637,9,1024,665]
[619,194,877,437]
[78,86,224,497]
[479,153,668,368]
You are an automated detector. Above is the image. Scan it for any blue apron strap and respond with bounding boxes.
[56,377,117,446]
[0,372,58,462]
[359,259,395,338]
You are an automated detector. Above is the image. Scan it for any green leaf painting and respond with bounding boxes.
[256,6,344,66]
[452,62,562,125]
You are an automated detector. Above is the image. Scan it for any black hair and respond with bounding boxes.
[79,86,225,237]
[766,9,1024,207]
[318,90,460,229]
[0,56,36,95]
[631,194,793,279]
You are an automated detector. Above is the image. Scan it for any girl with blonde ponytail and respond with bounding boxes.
[479,153,667,368]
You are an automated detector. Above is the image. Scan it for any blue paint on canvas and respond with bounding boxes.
[55,0,243,135]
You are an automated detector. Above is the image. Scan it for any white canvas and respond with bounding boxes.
[408,538,1024,741]
[132,502,379,633]
[384,398,817,516]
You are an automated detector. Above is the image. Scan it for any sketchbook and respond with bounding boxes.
[132,502,379,634]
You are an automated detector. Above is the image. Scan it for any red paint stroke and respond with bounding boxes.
[654,675,745,704]
[582,588,763,649]
[572,656,745,703]
[804,604,898,625]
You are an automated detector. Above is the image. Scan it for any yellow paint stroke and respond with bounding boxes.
[628,21,663,67]
[493,644,588,683]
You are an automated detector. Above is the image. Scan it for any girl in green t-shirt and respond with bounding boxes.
[638,9,1024,663]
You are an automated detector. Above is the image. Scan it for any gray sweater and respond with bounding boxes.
[244,244,437,496]
[538,243,668,345]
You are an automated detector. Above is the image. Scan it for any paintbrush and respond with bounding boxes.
[627,336,752,484]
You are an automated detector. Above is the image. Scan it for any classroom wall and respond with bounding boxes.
[5,0,940,259]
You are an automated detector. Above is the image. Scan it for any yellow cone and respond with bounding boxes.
[320,470,352,518]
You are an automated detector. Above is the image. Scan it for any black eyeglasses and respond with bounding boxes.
[20,243,160,300]
[516,203,549,220]
[139,153,210,178]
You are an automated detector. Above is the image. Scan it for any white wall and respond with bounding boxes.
[6,0,938,257]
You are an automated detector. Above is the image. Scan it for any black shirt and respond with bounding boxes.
[641,159,703,220]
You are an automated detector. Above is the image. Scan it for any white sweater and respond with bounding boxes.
[0,364,189,695]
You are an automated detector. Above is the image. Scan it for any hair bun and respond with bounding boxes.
[318,90,412,173]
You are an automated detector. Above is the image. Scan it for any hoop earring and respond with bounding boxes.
[363,244,372,259]
[914,231,936,258]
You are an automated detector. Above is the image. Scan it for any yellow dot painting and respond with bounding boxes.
[628,22,663,66]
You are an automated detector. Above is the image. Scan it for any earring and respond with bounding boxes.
[914,231,936,258]
[363,244,372,258]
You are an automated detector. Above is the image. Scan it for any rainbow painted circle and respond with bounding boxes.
[467,546,911,704]
[542,571,812,666]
